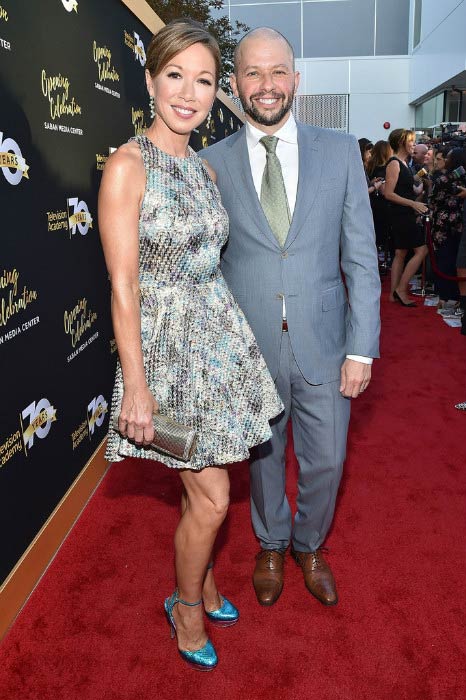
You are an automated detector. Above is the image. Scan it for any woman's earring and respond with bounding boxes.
[149,95,155,119]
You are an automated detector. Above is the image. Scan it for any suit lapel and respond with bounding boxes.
[224,128,281,249]
[284,124,322,250]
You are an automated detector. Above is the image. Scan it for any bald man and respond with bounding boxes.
[410,143,428,174]
[201,28,380,607]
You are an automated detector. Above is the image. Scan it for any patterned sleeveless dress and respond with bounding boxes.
[105,134,283,470]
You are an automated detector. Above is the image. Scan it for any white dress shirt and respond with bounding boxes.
[244,114,372,366]
[246,114,299,216]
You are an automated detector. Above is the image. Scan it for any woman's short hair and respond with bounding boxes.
[388,128,415,152]
[146,19,221,86]
[434,145,449,159]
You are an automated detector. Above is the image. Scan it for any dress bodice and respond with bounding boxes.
[388,156,415,202]
[134,134,229,290]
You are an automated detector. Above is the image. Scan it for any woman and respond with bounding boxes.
[98,20,283,671]
[358,137,373,183]
[384,129,428,306]
[432,147,448,179]
[367,140,393,267]
[430,148,466,309]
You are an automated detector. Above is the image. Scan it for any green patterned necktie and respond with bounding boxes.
[259,135,291,247]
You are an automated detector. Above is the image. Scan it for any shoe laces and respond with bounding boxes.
[307,547,329,571]
[256,549,284,568]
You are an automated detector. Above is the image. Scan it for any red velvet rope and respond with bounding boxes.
[424,217,466,282]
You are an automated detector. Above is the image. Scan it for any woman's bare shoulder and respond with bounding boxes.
[386,158,400,172]
[100,141,146,206]
[104,140,144,179]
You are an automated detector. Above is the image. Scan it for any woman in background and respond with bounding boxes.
[358,137,373,183]
[367,140,393,270]
[384,129,428,306]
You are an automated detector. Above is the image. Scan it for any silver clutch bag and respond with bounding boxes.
[113,412,197,462]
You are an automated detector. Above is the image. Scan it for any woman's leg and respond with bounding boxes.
[173,466,230,651]
[180,490,222,612]
[396,245,428,302]
[390,248,407,300]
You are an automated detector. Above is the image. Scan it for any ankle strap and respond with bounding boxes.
[175,591,202,607]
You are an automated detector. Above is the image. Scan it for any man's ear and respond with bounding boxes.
[229,73,239,98]
[294,71,301,94]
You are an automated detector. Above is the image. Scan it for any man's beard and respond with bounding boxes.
[238,89,294,126]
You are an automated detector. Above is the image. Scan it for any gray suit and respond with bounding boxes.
[201,123,380,552]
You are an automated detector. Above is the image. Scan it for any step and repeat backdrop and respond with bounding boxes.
[0,0,243,584]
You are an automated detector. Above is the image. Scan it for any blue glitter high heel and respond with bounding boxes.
[204,563,239,627]
[164,590,218,671]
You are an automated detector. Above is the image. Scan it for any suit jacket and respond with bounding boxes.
[200,123,381,384]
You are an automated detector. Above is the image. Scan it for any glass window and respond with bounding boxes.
[303,0,375,58]
[445,89,466,123]
[230,3,302,57]
[375,0,409,55]
[415,93,445,129]
[413,0,422,48]
[230,0,288,3]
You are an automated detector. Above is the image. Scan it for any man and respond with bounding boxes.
[201,28,380,607]
[409,143,428,174]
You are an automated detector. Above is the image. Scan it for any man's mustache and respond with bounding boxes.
[250,92,285,101]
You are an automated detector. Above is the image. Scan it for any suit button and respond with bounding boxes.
[281,251,288,258]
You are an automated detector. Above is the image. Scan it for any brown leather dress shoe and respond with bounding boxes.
[291,548,338,606]
[253,549,285,606]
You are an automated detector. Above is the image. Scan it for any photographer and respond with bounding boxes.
[429,148,466,311]
[456,186,466,335]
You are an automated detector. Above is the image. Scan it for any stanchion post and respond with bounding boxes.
[411,214,436,298]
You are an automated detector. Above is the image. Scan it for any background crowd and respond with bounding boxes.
[358,129,466,335]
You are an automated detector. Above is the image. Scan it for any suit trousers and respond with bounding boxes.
[249,332,351,553]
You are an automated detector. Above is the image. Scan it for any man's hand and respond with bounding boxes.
[340,359,372,398]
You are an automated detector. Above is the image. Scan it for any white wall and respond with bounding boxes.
[410,0,466,102]
[415,0,464,43]
[296,56,414,142]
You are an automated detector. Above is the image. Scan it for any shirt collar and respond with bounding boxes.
[245,112,298,150]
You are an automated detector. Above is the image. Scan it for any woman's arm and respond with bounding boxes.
[98,143,158,445]
[384,159,427,214]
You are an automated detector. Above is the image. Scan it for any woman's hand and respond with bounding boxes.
[368,178,384,195]
[412,200,428,214]
[456,185,466,199]
[118,387,159,446]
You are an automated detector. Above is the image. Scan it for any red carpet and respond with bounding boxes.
[1,283,466,700]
